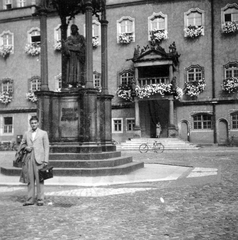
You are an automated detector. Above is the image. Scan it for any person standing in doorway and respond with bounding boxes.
[156,122,162,138]
[20,116,49,206]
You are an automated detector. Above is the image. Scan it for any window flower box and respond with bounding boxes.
[0,91,12,104]
[222,21,238,34]
[0,45,12,58]
[116,85,133,101]
[118,33,133,45]
[222,77,238,93]
[184,79,206,97]
[92,36,99,48]
[26,91,38,103]
[150,29,168,43]
[25,43,41,56]
[184,25,204,38]
[54,40,62,51]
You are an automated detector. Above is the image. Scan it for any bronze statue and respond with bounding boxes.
[62,24,86,88]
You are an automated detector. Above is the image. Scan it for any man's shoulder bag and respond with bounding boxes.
[39,165,53,182]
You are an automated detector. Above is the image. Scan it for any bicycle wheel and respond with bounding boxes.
[155,143,164,153]
[139,143,149,153]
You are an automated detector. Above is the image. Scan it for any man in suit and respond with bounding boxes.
[20,116,49,206]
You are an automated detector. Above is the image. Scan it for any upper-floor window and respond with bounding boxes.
[29,76,41,92]
[193,113,212,130]
[117,16,135,44]
[17,0,25,7]
[1,78,13,93]
[221,4,238,34]
[119,70,134,86]
[231,112,238,129]
[184,8,204,37]
[3,0,12,10]
[93,71,101,89]
[27,28,41,44]
[148,12,168,41]
[186,65,204,82]
[224,62,238,79]
[0,31,14,55]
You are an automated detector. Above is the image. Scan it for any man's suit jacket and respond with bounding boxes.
[21,128,49,164]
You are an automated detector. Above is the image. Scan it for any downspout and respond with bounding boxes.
[211,0,217,143]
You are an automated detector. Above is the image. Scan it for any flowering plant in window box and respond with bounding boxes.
[92,36,99,48]
[222,21,238,34]
[116,84,133,101]
[118,33,133,44]
[53,40,62,51]
[184,25,204,38]
[184,79,206,97]
[135,83,172,99]
[174,87,184,100]
[26,91,38,103]
[0,45,12,58]
[0,91,12,104]
[150,29,168,43]
[25,43,41,56]
[222,77,238,93]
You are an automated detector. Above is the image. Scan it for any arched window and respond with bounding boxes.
[29,76,41,92]
[148,12,168,41]
[1,78,13,93]
[117,16,135,44]
[184,8,204,37]
[27,28,41,44]
[186,65,204,83]
[119,70,134,86]
[221,4,238,33]
[193,113,213,130]
[224,62,238,79]
[0,31,14,54]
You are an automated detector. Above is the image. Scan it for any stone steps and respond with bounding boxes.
[117,138,200,150]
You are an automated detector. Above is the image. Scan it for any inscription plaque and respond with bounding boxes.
[61,108,78,121]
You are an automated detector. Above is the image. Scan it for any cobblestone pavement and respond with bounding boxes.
[0,147,238,240]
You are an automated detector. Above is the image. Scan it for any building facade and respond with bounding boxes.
[0,0,238,145]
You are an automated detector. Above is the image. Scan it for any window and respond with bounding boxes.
[27,28,41,44]
[29,76,41,92]
[231,112,238,129]
[112,118,123,133]
[17,0,25,7]
[222,4,238,23]
[193,114,212,130]
[3,117,13,134]
[0,31,14,53]
[126,118,135,131]
[148,12,168,41]
[186,65,204,82]
[120,70,134,86]
[1,78,13,93]
[55,73,62,90]
[117,16,135,43]
[93,71,101,88]
[224,62,238,79]
[184,8,205,37]
[4,0,12,9]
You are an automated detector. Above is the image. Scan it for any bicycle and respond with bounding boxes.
[139,140,164,153]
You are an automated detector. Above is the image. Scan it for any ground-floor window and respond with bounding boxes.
[126,118,135,131]
[231,112,238,129]
[193,113,212,129]
[112,118,123,133]
[3,116,13,134]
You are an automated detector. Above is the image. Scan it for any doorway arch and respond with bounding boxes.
[218,119,228,145]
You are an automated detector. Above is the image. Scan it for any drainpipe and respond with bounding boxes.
[211,0,217,144]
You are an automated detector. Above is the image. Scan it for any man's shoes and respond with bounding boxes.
[37,200,44,206]
[23,202,34,206]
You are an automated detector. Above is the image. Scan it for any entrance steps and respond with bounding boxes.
[117,138,200,151]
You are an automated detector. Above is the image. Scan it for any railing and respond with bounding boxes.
[138,77,170,87]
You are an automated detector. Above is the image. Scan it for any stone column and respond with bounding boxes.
[169,64,173,82]
[168,97,177,137]
[133,67,141,138]
[85,0,93,88]
[40,10,49,91]
[101,5,108,94]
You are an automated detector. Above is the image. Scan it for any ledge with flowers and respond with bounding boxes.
[25,42,41,56]
[118,32,134,45]
[116,82,184,101]
[222,77,238,94]
[184,25,204,38]
[0,91,12,105]
[149,29,168,44]
[184,78,206,98]
[222,21,238,34]
[0,45,12,59]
